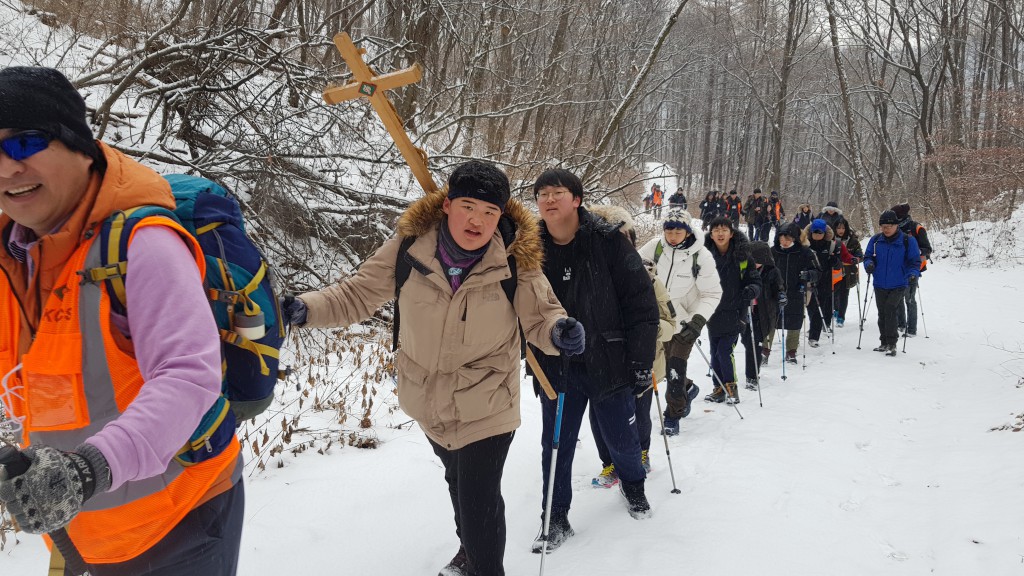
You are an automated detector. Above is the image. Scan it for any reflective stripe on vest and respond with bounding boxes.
[0,222,238,564]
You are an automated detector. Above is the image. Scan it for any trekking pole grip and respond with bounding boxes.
[0,445,93,576]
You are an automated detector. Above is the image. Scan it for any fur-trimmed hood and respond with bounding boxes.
[801,222,835,244]
[396,187,543,272]
[587,204,633,238]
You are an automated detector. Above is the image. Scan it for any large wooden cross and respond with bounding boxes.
[323,32,439,194]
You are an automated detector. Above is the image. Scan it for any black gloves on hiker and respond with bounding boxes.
[864,262,875,275]
[631,366,654,397]
[0,444,111,535]
[280,294,308,327]
[552,317,585,356]
[679,314,706,344]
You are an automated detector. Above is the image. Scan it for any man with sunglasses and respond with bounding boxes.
[0,67,242,575]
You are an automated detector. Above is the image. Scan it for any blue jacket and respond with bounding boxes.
[863,230,921,289]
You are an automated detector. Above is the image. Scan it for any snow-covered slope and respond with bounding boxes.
[6,227,1023,574]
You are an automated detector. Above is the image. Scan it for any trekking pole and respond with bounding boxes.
[811,291,836,356]
[854,276,864,348]
[747,306,763,407]
[650,376,681,495]
[800,288,808,370]
[0,445,93,576]
[694,340,743,419]
[857,274,873,350]
[539,319,575,571]
[918,283,929,338]
[778,300,788,381]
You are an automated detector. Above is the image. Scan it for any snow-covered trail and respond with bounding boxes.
[5,263,1022,576]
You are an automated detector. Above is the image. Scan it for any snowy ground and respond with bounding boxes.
[4,248,1024,574]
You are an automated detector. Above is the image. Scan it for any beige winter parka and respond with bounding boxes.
[299,190,566,450]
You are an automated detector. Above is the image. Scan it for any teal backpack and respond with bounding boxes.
[85,174,287,466]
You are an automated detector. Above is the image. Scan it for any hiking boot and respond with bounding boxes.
[681,381,699,418]
[785,350,798,364]
[641,450,651,473]
[531,511,574,554]
[619,480,652,520]
[905,331,916,338]
[745,377,759,391]
[591,464,619,488]
[760,347,771,366]
[705,385,726,403]
[885,345,898,357]
[872,344,888,352]
[724,382,740,404]
[438,547,470,576]
[836,317,845,328]
[808,339,820,348]
[662,415,680,436]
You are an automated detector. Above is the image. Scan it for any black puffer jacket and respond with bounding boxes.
[531,207,659,402]
[771,224,819,330]
[749,241,784,336]
[704,230,761,336]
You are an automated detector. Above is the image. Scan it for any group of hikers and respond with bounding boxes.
[698,188,786,242]
[642,183,687,219]
[0,66,935,576]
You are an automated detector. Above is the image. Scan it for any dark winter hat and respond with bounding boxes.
[662,208,692,233]
[749,241,774,266]
[810,218,828,233]
[447,160,511,211]
[0,66,99,161]
[892,202,911,219]
[778,223,801,240]
[823,201,839,213]
[879,210,899,225]
[728,189,737,195]
[770,190,779,197]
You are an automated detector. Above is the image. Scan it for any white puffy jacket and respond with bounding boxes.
[638,228,723,331]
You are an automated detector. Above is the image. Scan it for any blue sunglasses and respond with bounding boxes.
[1,131,53,161]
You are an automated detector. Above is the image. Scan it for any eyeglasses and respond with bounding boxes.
[664,222,687,231]
[0,131,53,161]
[536,189,568,202]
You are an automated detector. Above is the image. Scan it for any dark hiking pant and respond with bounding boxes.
[806,285,833,341]
[835,283,850,322]
[541,362,643,515]
[709,333,739,386]
[663,331,697,419]
[76,479,245,576]
[740,309,764,380]
[591,386,652,465]
[897,280,919,334]
[430,432,514,576]
[875,287,906,347]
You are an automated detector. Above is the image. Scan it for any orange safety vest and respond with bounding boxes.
[0,219,238,565]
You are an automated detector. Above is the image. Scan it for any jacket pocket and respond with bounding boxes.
[394,351,431,424]
[453,363,512,424]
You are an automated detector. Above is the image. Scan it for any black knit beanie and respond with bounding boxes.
[447,160,511,212]
[0,66,99,161]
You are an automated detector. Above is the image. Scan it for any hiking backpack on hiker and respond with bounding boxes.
[86,174,286,465]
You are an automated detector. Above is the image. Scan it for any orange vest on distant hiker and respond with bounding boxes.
[0,145,238,564]
[652,187,663,205]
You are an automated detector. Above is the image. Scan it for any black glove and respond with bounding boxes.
[908,275,918,286]
[864,261,875,275]
[778,292,788,305]
[552,317,586,356]
[631,366,653,397]
[0,444,111,534]
[741,284,758,304]
[280,294,308,327]
[679,314,706,344]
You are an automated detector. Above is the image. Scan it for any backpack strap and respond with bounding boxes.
[653,240,664,265]
[392,236,418,352]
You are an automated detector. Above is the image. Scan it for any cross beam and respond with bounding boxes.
[323,32,438,194]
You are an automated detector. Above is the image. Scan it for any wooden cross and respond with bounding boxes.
[323,32,439,194]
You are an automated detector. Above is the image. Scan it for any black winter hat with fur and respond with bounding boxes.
[0,66,99,161]
[447,160,511,211]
